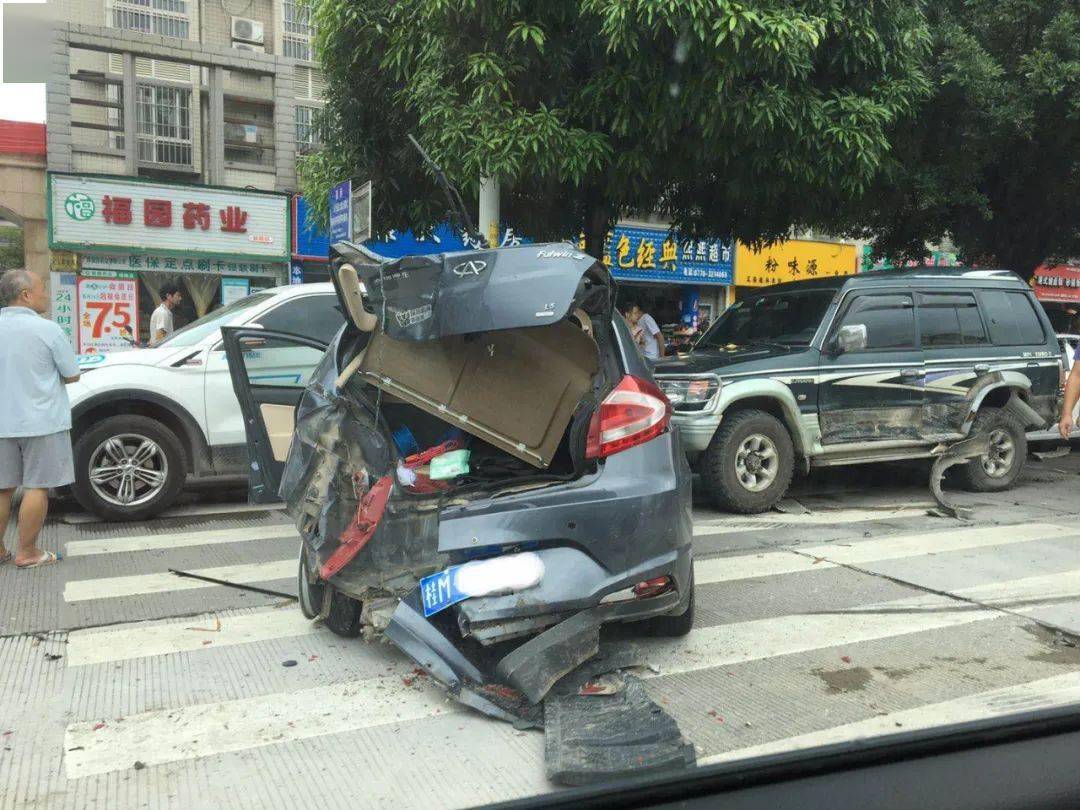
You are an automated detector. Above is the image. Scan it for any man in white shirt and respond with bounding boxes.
[149,281,183,345]
[0,269,81,568]
[625,301,666,361]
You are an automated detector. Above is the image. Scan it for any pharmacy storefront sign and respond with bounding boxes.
[48,172,289,262]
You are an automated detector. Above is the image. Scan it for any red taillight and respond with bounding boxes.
[633,576,672,599]
[585,375,672,459]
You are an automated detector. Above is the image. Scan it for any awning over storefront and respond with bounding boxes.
[1032,263,1080,303]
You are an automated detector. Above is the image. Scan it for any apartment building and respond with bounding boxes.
[43,0,326,349]
[49,0,323,186]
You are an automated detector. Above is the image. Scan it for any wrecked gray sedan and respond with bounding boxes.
[222,242,694,742]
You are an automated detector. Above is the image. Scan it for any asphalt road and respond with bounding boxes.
[3,453,1080,808]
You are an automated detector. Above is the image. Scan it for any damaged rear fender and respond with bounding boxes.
[962,373,1048,432]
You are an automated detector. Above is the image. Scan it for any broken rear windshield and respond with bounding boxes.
[697,289,836,349]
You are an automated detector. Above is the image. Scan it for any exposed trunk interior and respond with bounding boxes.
[332,307,619,502]
[357,319,599,468]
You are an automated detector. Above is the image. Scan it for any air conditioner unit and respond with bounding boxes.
[233,41,266,53]
[231,17,264,44]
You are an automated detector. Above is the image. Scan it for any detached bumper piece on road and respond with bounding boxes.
[273,242,696,785]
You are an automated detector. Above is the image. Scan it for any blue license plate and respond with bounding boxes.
[419,566,469,617]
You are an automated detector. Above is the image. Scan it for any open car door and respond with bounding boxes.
[221,325,329,503]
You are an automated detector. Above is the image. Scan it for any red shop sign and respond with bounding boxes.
[1032,264,1080,303]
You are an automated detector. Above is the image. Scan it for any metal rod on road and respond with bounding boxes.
[167,568,297,600]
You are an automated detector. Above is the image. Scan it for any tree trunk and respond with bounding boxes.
[583,199,611,261]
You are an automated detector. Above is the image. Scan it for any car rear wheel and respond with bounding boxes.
[953,407,1027,492]
[703,409,795,513]
[296,545,326,620]
[72,415,186,522]
[323,588,363,637]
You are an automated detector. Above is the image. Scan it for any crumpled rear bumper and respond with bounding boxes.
[385,575,687,716]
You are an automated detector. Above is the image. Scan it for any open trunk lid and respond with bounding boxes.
[331,240,611,341]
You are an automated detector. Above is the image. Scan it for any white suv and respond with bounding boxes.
[67,283,344,520]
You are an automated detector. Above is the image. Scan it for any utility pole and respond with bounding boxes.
[478,175,500,248]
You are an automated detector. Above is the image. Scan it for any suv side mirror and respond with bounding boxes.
[836,324,868,353]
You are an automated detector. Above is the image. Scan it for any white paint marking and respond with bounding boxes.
[64,524,298,557]
[695,551,825,582]
[61,501,283,525]
[815,522,1077,567]
[695,522,1075,584]
[66,609,317,666]
[646,593,998,678]
[63,560,296,602]
[693,506,933,536]
[700,671,1080,765]
[64,673,461,778]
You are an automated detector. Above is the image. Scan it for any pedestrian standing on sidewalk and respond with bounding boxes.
[0,268,80,568]
[149,281,183,346]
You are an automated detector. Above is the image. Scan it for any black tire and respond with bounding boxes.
[71,414,186,522]
[323,588,362,638]
[637,572,695,637]
[953,406,1027,492]
[702,409,795,513]
[296,545,325,621]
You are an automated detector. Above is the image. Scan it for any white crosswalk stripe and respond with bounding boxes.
[694,522,1078,584]
[692,505,935,535]
[63,559,296,602]
[61,501,284,525]
[64,670,461,778]
[66,609,317,666]
[64,524,298,557]
[700,670,1080,766]
[60,520,1071,605]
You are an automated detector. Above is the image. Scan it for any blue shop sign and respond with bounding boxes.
[329,180,352,243]
[292,195,331,260]
[603,225,732,285]
[367,224,529,258]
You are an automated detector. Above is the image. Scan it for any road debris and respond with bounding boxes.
[544,675,695,786]
[168,569,297,600]
[928,434,991,520]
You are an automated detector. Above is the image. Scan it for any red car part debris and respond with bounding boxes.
[404,438,464,467]
[320,475,394,579]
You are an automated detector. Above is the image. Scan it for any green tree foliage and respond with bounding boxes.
[847,0,1080,277]
[300,0,930,254]
[0,226,24,271]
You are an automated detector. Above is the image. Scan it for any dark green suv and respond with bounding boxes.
[654,268,1061,513]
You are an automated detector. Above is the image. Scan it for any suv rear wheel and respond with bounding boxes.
[703,409,794,513]
[72,415,186,522]
[953,406,1027,492]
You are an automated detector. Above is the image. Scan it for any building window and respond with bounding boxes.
[111,0,190,39]
[225,99,274,166]
[107,84,125,150]
[282,0,313,61]
[296,106,319,152]
[136,85,192,166]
